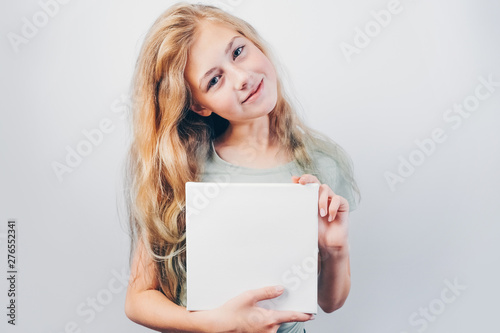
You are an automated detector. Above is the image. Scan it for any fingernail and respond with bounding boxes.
[310,314,315,320]
[328,215,333,222]
[275,285,284,293]
[320,208,326,217]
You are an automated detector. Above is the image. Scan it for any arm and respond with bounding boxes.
[293,174,352,314]
[125,237,216,333]
[125,236,313,332]
[317,245,351,313]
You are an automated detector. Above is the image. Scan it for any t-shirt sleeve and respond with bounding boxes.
[315,153,358,212]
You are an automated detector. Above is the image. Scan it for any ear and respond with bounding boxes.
[191,102,212,117]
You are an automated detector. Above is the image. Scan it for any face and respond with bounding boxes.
[184,20,278,124]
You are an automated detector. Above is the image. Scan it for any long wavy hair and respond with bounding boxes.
[123,2,361,306]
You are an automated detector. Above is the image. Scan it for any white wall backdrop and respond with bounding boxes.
[1,0,499,332]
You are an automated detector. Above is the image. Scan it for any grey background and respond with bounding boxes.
[1,0,499,332]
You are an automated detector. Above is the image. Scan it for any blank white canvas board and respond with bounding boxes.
[185,182,319,314]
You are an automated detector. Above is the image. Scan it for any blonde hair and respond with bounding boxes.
[124,2,360,306]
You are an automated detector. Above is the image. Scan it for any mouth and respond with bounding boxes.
[242,79,263,104]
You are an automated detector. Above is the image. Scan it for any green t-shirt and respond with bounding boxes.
[181,142,358,332]
[201,142,358,211]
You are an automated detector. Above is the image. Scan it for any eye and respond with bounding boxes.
[206,46,244,91]
[233,46,244,60]
[207,75,220,90]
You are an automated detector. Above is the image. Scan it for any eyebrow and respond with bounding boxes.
[198,35,240,90]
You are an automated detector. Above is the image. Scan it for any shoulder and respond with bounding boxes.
[310,148,337,168]
[309,149,342,187]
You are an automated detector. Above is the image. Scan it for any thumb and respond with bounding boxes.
[250,285,285,303]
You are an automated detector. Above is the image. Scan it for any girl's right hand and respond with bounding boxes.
[209,285,314,333]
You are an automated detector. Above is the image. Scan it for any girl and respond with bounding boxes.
[124,3,360,333]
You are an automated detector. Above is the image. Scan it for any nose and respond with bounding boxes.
[229,65,252,91]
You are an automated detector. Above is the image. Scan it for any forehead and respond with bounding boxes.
[185,21,242,84]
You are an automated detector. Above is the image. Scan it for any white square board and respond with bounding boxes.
[185,182,319,314]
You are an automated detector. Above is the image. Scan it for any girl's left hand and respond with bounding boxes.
[292,174,349,252]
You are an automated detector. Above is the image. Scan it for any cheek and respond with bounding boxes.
[266,59,277,84]
[212,89,238,111]
[264,60,278,96]
[257,54,277,86]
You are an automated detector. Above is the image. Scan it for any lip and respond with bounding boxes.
[242,79,263,104]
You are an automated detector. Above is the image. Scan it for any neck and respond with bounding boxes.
[216,115,277,151]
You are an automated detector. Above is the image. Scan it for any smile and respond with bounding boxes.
[242,79,264,104]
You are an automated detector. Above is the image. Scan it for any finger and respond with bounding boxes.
[318,184,331,217]
[272,310,315,324]
[291,175,300,183]
[250,285,286,304]
[299,174,320,185]
[327,195,340,221]
[293,174,321,185]
[328,195,349,222]
[246,310,269,328]
[338,195,349,212]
